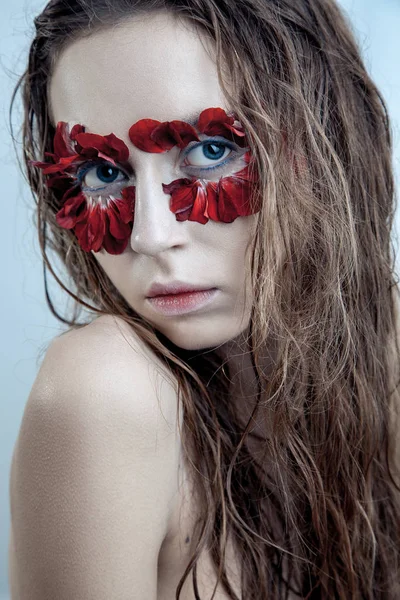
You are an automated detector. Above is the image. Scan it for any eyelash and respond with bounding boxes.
[74,138,239,193]
[181,138,238,172]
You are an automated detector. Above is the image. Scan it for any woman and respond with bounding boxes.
[8,0,400,598]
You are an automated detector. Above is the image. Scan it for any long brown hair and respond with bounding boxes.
[10,0,400,597]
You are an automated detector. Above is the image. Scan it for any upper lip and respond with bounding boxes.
[146,281,215,298]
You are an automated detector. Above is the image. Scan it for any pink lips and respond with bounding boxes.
[146,287,218,316]
[146,280,214,298]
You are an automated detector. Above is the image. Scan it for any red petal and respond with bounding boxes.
[128,119,166,153]
[217,173,259,222]
[55,191,88,229]
[107,197,134,239]
[189,182,209,224]
[151,121,199,150]
[33,123,83,179]
[162,178,196,214]
[174,207,192,222]
[216,179,241,223]
[217,155,262,221]
[47,175,78,201]
[197,107,231,133]
[97,152,116,166]
[164,178,210,224]
[169,121,200,148]
[69,124,85,140]
[119,186,136,222]
[149,122,178,152]
[74,132,129,162]
[205,182,219,221]
[46,173,72,190]
[74,204,107,252]
[53,122,76,157]
[197,107,247,147]
[41,155,81,174]
[29,160,52,170]
[101,133,129,162]
[102,230,130,254]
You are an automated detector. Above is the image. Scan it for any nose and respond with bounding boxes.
[129,159,188,256]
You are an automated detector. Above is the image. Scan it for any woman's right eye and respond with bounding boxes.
[77,163,128,191]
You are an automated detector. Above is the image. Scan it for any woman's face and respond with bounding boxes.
[49,11,258,351]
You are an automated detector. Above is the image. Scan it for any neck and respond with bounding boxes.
[215,325,278,440]
[216,325,259,399]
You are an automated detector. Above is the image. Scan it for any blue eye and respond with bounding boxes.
[183,141,233,169]
[77,162,127,191]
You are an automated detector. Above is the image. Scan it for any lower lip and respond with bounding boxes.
[147,288,218,316]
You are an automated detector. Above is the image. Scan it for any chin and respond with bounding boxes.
[155,317,251,352]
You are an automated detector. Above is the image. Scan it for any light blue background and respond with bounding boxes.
[1,1,400,598]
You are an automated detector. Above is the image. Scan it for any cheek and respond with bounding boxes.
[219,214,258,253]
[209,216,257,276]
[91,251,124,288]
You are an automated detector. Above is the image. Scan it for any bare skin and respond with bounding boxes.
[9,11,282,600]
[48,11,259,359]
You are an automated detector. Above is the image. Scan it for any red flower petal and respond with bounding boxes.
[107,202,131,239]
[102,228,130,254]
[96,152,117,166]
[119,186,136,223]
[128,119,166,153]
[196,107,247,147]
[217,165,261,222]
[169,121,200,148]
[107,189,135,237]
[69,124,85,141]
[30,122,84,178]
[74,204,107,252]
[217,178,248,222]
[33,121,136,254]
[148,122,176,152]
[73,132,129,162]
[162,178,197,215]
[100,188,136,255]
[151,121,199,150]
[55,185,136,254]
[47,175,79,203]
[162,163,260,225]
[188,181,209,224]
[162,178,214,224]
[197,107,228,133]
[46,173,73,191]
[34,155,81,175]
[53,122,78,157]
[204,182,219,221]
[55,190,88,229]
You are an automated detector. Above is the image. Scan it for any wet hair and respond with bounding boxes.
[11,0,400,597]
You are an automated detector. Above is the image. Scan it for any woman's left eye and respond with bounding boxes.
[183,142,233,168]
[78,163,128,190]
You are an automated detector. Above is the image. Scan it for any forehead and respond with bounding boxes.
[49,11,228,139]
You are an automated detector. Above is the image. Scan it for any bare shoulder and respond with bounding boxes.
[8,314,182,599]
[55,313,178,383]
[30,313,181,433]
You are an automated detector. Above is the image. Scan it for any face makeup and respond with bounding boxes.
[31,108,260,253]
[47,13,259,351]
[30,123,136,254]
